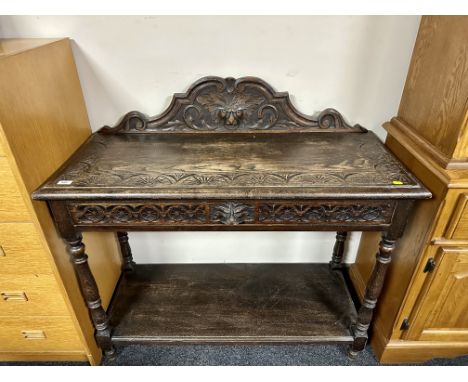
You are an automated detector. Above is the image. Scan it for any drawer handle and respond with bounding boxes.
[0,245,5,257]
[22,330,46,340]
[1,291,28,301]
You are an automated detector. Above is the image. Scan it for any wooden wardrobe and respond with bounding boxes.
[0,38,121,364]
[350,16,468,363]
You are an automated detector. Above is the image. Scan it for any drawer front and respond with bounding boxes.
[0,158,30,222]
[0,273,70,316]
[445,193,468,240]
[0,316,83,352]
[0,223,52,274]
[67,200,397,230]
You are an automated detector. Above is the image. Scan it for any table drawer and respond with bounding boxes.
[0,274,69,316]
[0,223,52,274]
[0,158,30,222]
[445,193,468,240]
[0,316,83,352]
[68,200,397,229]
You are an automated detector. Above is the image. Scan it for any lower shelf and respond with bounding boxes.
[109,263,357,344]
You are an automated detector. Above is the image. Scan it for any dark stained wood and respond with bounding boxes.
[330,232,348,269]
[31,77,432,359]
[116,232,135,272]
[66,199,397,231]
[108,264,357,343]
[48,201,115,356]
[32,132,429,201]
[350,201,414,355]
[99,76,366,134]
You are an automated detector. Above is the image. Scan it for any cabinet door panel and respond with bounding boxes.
[411,247,468,342]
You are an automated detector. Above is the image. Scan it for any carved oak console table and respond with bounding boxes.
[32,77,431,360]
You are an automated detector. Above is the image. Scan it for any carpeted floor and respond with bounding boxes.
[1,344,468,366]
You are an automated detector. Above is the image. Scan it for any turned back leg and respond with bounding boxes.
[117,232,135,272]
[330,231,348,270]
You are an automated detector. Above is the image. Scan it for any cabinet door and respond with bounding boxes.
[406,247,468,342]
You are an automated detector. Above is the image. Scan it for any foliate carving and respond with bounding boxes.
[61,168,415,188]
[258,203,393,224]
[100,77,364,133]
[68,201,394,227]
[71,204,207,225]
[210,202,255,225]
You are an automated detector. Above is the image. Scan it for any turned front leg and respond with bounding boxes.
[117,232,135,272]
[330,231,348,269]
[67,235,115,356]
[349,235,395,356]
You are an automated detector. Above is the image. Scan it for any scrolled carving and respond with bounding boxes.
[103,111,149,133]
[317,108,367,131]
[99,76,365,133]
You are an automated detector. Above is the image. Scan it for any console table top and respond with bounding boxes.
[33,131,430,201]
[32,76,430,201]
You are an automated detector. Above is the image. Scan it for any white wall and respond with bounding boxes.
[0,16,421,263]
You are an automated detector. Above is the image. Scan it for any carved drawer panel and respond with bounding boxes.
[0,158,30,222]
[0,274,70,316]
[0,223,52,274]
[68,200,396,228]
[0,316,82,352]
[445,193,468,240]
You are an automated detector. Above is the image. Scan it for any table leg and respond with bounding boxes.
[349,235,395,356]
[117,232,135,272]
[49,201,114,356]
[330,231,347,270]
[67,235,115,356]
[349,201,413,357]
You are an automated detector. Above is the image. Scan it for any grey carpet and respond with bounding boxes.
[2,344,468,366]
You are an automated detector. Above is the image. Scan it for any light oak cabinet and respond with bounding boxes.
[350,16,468,363]
[0,38,122,364]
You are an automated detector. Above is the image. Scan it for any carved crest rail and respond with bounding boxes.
[100,76,367,134]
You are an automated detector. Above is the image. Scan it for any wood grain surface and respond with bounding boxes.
[0,273,70,316]
[0,223,52,274]
[398,16,468,162]
[0,158,30,221]
[0,316,83,352]
[0,38,122,364]
[33,132,429,201]
[109,264,357,343]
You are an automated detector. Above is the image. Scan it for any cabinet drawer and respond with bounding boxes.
[0,223,52,274]
[445,193,468,240]
[0,316,83,352]
[0,158,30,222]
[0,274,69,316]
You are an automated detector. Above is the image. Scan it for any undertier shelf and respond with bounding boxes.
[109,263,357,344]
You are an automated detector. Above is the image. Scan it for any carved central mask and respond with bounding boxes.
[219,108,244,126]
[197,91,264,128]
